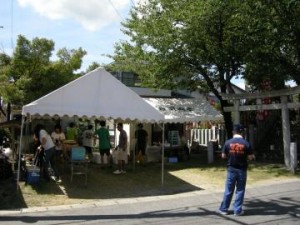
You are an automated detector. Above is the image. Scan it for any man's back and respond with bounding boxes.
[223,135,252,169]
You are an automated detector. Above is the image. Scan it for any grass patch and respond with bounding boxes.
[1,155,299,210]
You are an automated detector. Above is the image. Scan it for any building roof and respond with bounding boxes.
[144,97,223,123]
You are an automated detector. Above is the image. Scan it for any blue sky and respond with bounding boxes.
[0,0,247,89]
[0,0,139,71]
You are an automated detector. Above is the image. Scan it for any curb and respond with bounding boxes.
[0,178,299,216]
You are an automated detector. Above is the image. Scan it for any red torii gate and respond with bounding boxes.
[221,85,300,172]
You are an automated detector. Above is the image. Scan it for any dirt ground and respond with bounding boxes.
[1,158,299,210]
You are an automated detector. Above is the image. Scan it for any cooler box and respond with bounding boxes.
[168,157,178,163]
[71,147,86,161]
[27,166,40,185]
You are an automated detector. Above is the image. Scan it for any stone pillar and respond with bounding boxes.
[207,141,214,163]
[233,100,240,124]
[281,96,291,168]
[249,124,255,150]
[290,142,297,174]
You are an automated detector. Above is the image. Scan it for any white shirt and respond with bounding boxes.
[40,129,55,151]
[82,129,94,147]
[51,131,66,150]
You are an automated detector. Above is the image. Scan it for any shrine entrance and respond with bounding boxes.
[221,86,300,172]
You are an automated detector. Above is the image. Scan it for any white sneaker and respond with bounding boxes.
[218,209,229,215]
[234,211,244,216]
[51,176,62,183]
[113,170,122,174]
[55,178,62,183]
[121,170,126,174]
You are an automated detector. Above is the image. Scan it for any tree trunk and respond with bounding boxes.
[6,102,11,122]
[220,99,233,139]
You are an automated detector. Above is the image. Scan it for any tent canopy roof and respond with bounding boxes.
[144,97,223,123]
[22,68,164,123]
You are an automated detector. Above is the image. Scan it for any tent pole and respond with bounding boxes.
[132,121,136,171]
[161,123,165,189]
[17,116,25,191]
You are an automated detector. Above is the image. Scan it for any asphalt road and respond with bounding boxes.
[0,179,300,225]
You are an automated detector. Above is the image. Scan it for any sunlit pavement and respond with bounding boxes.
[0,179,300,225]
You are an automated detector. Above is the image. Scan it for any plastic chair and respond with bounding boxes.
[70,146,88,185]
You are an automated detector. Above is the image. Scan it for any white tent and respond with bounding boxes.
[18,68,224,188]
[18,68,166,187]
[22,68,164,123]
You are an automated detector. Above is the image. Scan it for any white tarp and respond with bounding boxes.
[22,68,164,123]
[144,97,223,123]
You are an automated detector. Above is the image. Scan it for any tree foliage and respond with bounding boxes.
[109,0,300,134]
[85,62,101,73]
[0,35,86,107]
[109,0,250,133]
[244,0,300,89]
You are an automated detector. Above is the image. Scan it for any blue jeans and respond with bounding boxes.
[219,166,247,214]
[44,147,60,179]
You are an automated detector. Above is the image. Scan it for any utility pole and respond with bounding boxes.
[0,25,6,120]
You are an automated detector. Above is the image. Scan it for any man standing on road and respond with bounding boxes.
[218,124,255,216]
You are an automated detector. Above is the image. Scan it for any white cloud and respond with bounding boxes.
[18,0,130,31]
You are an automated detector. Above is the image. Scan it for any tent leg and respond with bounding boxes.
[132,122,136,171]
[17,116,25,191]
[161,123,165,189]
[133,145,136,171]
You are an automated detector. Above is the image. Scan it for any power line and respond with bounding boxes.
[107,0,123,20]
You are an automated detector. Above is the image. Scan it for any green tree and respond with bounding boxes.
[243,0,300,89]
[110,0,300,135]
[109,0,251,134]
[85,62,101,73]
[0,35,86,107]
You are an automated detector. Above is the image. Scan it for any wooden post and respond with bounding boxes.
[281,96,291,168]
